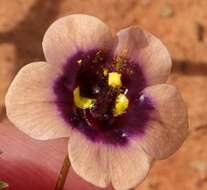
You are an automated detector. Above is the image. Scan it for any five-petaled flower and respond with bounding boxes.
[5,14,188,190]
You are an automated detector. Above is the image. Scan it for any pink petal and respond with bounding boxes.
[115,26,172,86]
[67,169,113,190]
[108,140,152,190]
[68,131,152,190]
[139,84,188,159]
[0,120,113,190]
[6,62,70,140]
[68,131,110,188]
[42,14,115,66]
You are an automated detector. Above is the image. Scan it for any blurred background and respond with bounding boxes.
[0,0,207,190]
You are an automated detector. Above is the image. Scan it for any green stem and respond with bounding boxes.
[55,154,71,190]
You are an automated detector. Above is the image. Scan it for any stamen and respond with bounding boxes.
[113,93,129,116]
[108,72,122,88]
[73,87,96,109]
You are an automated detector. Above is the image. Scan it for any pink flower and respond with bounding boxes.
[5,14,188,190]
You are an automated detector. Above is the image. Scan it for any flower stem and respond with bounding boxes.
[55,154,71,190]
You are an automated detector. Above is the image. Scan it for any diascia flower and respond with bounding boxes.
[5,14,188,190]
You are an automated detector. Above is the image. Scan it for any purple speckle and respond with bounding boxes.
[53,49,154,146]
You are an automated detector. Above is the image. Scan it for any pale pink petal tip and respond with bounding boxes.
[108,141,152,190]
[68,131,152,190]
[115,26,172,86]
[5,62,70,140]
[139,84,188,159]
[68,132,110,188]
[42,14,114,65]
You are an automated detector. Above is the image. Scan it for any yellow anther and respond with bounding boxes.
[77,59,82,65]
[73,87,96,109]
[113,94,129,116]
[108,72,122,88]
[103,68,108,76]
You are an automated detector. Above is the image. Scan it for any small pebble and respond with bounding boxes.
[160,5,174,18]
[141,0,151,6]
[196,22,204,42]
[191,160,207,173]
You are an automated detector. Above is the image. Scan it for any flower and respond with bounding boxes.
[5,14,188,190]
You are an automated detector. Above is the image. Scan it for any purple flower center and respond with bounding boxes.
[54,50,154,145]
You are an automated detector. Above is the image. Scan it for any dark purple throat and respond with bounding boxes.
[53,49,154,146]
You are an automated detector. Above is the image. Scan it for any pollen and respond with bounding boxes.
[113,93,129,116]
[115,57,124,71]
[108,72,122,88]
[103,68,108,76]
[73,87,96,109]
[77,59,82,65]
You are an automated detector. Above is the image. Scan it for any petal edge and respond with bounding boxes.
[115,26,172,86]
[5,62,70,140]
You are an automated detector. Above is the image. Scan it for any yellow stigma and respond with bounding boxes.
[73,87,96,109]
[113,93,129,116]
[108,72,122,88]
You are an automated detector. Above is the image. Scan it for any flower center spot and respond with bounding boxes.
[73,68,129,120]
[72,52,130,130]
[54,49,151,145]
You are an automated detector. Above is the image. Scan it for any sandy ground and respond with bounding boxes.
[0,0,207,190]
